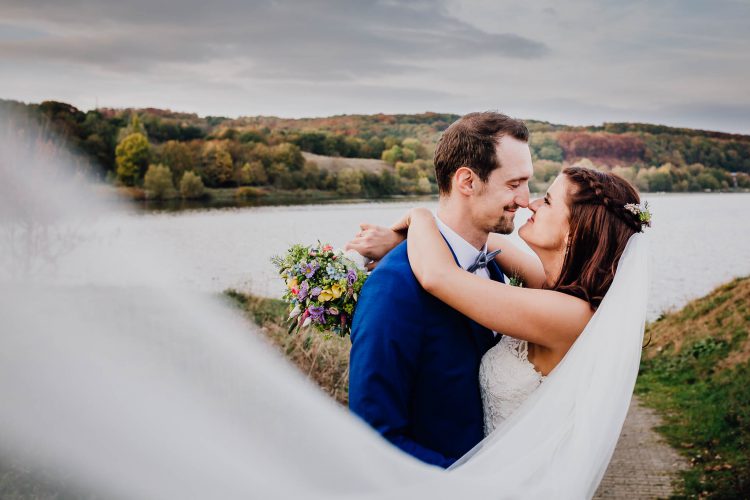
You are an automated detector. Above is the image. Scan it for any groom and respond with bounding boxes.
[348,112,533,468]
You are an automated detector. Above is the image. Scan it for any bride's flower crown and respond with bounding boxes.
[623,201,652,230]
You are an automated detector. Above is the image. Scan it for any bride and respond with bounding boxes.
[349,165,650,438]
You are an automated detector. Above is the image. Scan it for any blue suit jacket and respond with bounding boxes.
[349,241,504,468]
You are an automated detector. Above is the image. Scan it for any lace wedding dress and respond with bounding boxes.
[480,336,545,435]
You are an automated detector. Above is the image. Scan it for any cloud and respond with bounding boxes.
[0,0,747,133]
[0,0,548,80]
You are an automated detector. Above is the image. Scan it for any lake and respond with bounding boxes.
[45,193,750,321]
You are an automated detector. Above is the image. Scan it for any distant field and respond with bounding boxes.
[302,152,393,173]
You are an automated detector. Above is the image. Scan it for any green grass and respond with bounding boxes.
[636,277,750,498]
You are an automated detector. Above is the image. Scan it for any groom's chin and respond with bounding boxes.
[492,217,515,235]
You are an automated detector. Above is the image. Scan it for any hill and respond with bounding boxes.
[637,277,750,497]
[2,99,749,198]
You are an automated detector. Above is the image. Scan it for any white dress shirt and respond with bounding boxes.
[435,215,491,280]
[435,215,498,336]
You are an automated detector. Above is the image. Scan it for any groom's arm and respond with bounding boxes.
[349,267,455,469]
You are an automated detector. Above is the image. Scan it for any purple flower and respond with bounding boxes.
[302,261,319,279]
[347,269,357,286]
[298,280,309,300]
[310,286,322,298]
[308,305,326,324]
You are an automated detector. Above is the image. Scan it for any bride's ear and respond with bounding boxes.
[454,167,477,196]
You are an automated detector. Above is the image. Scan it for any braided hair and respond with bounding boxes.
[551,167,642,309]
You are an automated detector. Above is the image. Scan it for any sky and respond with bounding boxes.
[1,0,749,133]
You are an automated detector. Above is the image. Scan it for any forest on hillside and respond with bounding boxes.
[3,99,749,201]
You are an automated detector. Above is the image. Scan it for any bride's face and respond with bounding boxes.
[518,174,571,254]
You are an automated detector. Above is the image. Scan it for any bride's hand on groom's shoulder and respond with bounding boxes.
[345,223,405,269]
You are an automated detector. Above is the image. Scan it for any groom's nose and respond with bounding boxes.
[514,183,530,208]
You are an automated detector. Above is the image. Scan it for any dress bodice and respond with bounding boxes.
[479,335,545,436]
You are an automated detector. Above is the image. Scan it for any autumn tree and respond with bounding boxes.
[201,144,234,187]
[179,171,205,199]
[336,168,363,195]
[115,132,150,186]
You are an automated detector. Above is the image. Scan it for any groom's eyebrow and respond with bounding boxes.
[508,175,530,182]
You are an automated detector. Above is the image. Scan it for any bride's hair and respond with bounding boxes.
[551,166,642,309]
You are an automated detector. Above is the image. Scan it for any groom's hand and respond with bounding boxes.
[346,223,404,269]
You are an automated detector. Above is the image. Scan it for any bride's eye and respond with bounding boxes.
[544,196,550,205]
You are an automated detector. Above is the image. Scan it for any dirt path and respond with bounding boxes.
[594,396,689,499]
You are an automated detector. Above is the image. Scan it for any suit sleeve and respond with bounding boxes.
[349,266,455,468]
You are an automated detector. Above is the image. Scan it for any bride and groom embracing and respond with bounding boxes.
[346,112,650,485]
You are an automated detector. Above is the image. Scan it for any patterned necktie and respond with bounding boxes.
[466,249,502,273]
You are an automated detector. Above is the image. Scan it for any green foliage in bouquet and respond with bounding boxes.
[272,242,367,337]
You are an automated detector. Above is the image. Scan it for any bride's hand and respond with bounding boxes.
[345,223,405,269]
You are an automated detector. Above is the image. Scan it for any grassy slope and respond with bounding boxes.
[637,276,750,498]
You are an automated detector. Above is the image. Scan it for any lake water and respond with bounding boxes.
[46,193,750,320]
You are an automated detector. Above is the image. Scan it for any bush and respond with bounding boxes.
[143,164,176,200]
[235,186,265,199]
[179,170,205,199]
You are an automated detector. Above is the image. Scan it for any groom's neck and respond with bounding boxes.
[437,198,488,250]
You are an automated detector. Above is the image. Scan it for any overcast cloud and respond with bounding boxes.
[1,0,748,133]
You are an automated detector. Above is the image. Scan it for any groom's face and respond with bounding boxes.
[472,137,533,235]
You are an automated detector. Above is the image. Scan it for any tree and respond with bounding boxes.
[271,143,304,171]
[115,132,150,186]
[158,140,197,181]
[237,161,268,186]
[143,164,176,200]
[239,129,267,144]
[401,138,428,159]
[611,166,637,184]
[179,171,205,199]
[416,175,433,194]
[117,114,148,142]
[336,168,363,195]
[382,145,403,165]
[396,161,420,179]
[202,144,234,187]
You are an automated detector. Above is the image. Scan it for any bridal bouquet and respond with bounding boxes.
[272,242,367,338]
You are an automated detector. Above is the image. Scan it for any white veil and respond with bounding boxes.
[0,116,648,499]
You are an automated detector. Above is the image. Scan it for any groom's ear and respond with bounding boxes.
[454,166,477,196]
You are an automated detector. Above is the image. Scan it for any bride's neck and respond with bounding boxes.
[536,248,566,288]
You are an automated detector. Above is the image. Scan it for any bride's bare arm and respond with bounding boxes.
[486,234,546,289]
[406,208,592,350]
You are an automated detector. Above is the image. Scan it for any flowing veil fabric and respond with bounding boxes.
[1,120,648,499]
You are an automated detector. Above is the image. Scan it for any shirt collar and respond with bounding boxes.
[434,214,487,270]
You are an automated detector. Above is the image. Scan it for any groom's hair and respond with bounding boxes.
[434,111,529,194]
